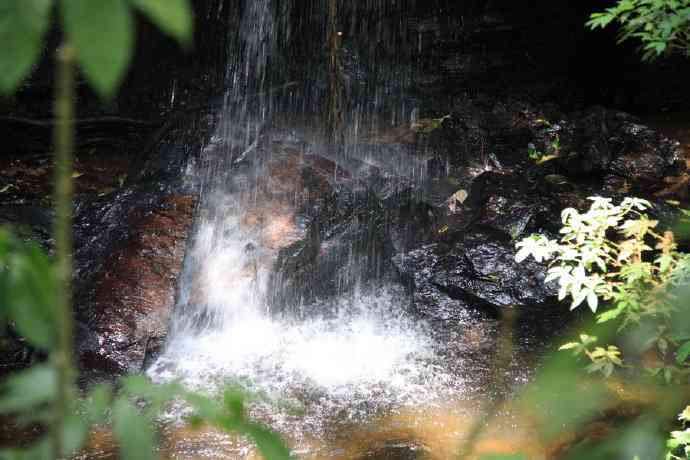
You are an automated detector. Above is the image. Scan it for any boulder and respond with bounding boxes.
[74,192,196,379]
[544,108,685,187]
[393,230,557,318]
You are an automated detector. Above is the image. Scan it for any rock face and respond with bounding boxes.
[538,108,685,187]
[393,231,557,321]
[75,193,196,378]
[70,110,216,381]
[263,89,689,328]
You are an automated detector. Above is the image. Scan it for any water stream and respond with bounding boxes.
[143,1,544,457]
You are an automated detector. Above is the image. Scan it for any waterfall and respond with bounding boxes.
[147,0,461,438]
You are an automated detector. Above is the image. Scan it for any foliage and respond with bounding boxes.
[518,195,690,378]
[515,196,690,322]
[527,118,561,164]
[0,0,192,97]
[668,406,690,459]
[515,195,690,457]
[587,0,690,61]
[559,334,624,377]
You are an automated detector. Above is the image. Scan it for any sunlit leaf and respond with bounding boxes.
[676,341,690,365]
[61,0,134,98]
[130,0,193,45]
[0,0,52,94]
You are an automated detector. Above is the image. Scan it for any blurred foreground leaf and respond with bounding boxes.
[130,0,193,45]
[61,0,134,98]
[0,365,55,415]
[112,397,157,460]
[0,0,52,94]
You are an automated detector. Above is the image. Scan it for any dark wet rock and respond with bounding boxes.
[271,187,392,316]
[393,230,557,317]
[0,330,35,378]
[544,108,685,187]
[358,440,431,460]
[419,96,685,198]
[468,171,558,239]
[66,106,225,381]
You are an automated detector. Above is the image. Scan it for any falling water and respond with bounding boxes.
[146,0,485,452]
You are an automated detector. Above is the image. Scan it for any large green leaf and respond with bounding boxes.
[241,423,291,460]
[129,0,193,45]
[676,340,690,365]
[0,437,51,460]
[0,364,55,414]
[82,384,113,425]
[120,375,184,417]
[62,414,88,457]
[5,244,57,350]
[61,0,134,98]
[0,0,52,94]
[112,397,158,460]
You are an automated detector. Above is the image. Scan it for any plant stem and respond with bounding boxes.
[52,43,76,459]
[326,0,343,146]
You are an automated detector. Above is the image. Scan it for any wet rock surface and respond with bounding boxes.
[75,193,196,379]
[264,90,689,325]
[71,111,216,381]
[393,230,557,316]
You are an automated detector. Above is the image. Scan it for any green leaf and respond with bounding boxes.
[0,437,51,460]
[0,0,52,94]
[112,397,158,460]
[6,244,57,350]
[676,341,690,365]
[62,414,88,457]
[223,389,245,418]
[129,0,193,45]
[241,422,291,460]
[61,0,134,97]
[82,384,112,425]
[0,365,55,414]
[120,376,183,417]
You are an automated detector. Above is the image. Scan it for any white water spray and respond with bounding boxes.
[147,0,464,434]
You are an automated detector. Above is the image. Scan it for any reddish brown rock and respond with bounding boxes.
[78,194,196,378]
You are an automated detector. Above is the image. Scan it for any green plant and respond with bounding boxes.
[1,0,192,97]
[515,196,690,378]
[668,406,690,459]
[587,0,690,61]
[559,334,624,377]
[527,118,561,164]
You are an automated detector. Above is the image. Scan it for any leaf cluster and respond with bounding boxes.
[587,0,690,61]
[0,0,193,97]
[516,196,690,380]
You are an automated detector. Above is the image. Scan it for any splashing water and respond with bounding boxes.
[147,0,474,446]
